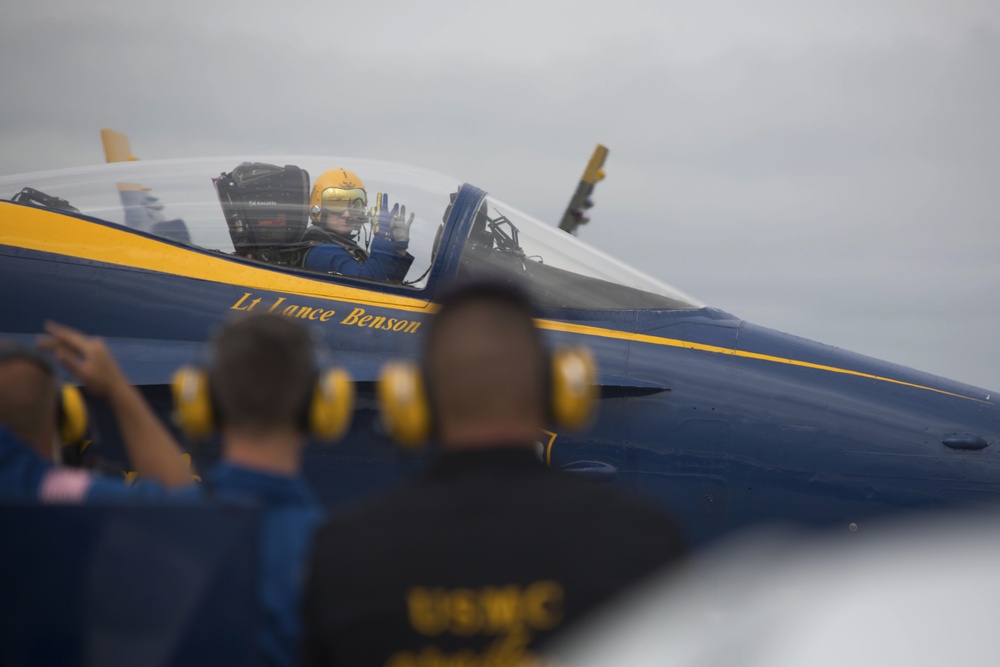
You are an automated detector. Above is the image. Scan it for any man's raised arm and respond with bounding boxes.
[40,322,193,487]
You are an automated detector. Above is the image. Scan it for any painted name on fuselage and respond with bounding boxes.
[229,292,422,334]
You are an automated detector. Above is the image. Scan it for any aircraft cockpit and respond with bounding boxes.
[0,157,700,310]
[458,196,700,309]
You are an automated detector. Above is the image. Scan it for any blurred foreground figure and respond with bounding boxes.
[0,324,192,492]
[168,312,353,667]
[0,315,353,667]
[0,338,79,465]
[302,278,686,667]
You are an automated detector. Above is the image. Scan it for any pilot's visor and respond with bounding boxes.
[319,187,367,215]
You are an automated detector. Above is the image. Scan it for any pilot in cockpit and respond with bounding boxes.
[300,169,414,282]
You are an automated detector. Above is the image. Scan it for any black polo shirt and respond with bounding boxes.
[302,446,686,667]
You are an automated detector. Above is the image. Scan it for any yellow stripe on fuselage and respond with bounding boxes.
[0,203,431,311]
[1,203,989,404]
[537,320,991,404]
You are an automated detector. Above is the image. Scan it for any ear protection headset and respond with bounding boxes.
[378,346,597,450]
[171,353,354,442]
[377,280,598,449]
[0,342,89,446]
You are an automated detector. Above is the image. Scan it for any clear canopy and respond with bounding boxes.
[0,157,700,309]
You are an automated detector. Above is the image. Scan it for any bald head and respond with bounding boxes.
[426,283,546,448]
[0,344,59,460]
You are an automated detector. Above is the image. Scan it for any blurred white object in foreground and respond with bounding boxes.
[554,515,1000,667]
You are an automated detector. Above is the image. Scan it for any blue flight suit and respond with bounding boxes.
[301,227,413,282]
[0,426,321,667]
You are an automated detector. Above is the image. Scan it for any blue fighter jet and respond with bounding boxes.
[0,132,996,549]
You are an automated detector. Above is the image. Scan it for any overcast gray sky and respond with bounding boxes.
[2,0,998,390]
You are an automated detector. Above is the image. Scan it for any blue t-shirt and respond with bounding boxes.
[0,426,322,667]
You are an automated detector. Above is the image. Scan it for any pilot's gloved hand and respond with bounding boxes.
[371,192,392,240]
[371,193,414,247]
[389,204,414,245]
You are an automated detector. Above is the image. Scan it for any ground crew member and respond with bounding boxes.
[301,279,686,667]
[0,314,352,667]
[0,325,192,492]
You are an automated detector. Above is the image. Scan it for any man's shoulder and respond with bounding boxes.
[302,230,368,267]
[316,481,422,530]
[85,475,202,502]
[315,465,682,543]
[207,464,320,510]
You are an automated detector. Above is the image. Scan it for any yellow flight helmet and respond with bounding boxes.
[309,168,367,223]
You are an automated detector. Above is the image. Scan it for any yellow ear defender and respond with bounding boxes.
[170,364,355,441]
[171,365,215,440]
[309,368,355,441]
[0,342,90,447]
[58,384,89,446]
[377,361,432,450]
[377,346,598,448]
[549,346,598,431]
